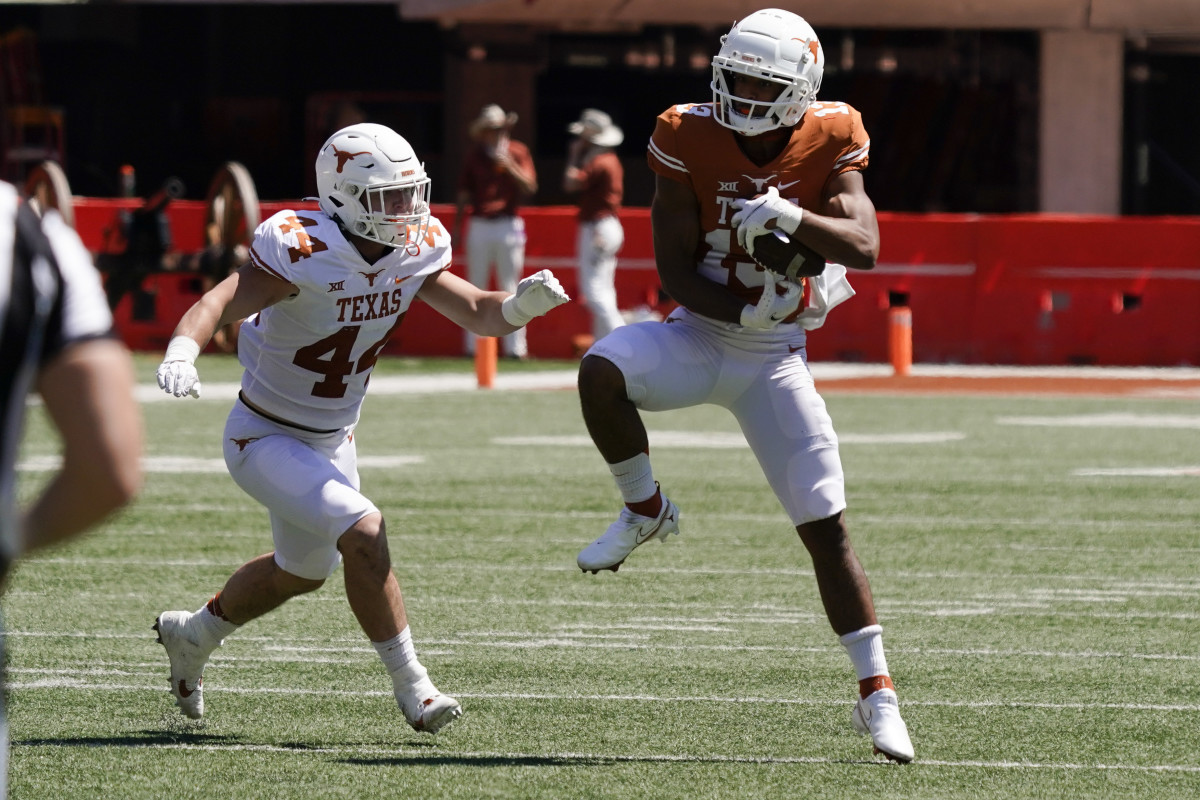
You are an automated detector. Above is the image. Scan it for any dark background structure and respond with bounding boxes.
[1,2,1197,215]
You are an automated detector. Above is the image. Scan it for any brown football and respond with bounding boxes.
[751,230,826,280]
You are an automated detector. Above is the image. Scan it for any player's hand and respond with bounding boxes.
[156,360,202,399]
[501,269,571,327]
[739,271,803,330]
[731,186,804,252]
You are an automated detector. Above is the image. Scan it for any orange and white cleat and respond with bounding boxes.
[153,610,211,720]
[395,674,462,734]
[852,687,914,763]
[577,495,680,573]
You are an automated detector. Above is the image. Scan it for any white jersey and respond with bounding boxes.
[239,209,450,430]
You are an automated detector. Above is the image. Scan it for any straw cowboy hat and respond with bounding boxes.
[469,104,518,137]
[568,109,624,147]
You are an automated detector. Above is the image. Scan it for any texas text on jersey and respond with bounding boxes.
[239,209,451,430]
[646,100,869,315]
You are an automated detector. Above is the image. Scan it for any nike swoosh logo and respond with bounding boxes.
[635,515,668,545]
[788,344,804,353]
[778,179,801,191]
[178,679,199,698]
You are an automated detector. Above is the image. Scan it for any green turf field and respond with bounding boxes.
[7,355,1199,798]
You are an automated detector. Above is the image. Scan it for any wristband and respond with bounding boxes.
[501,295,531,328]
[777,204,804,236]
[164,335,201,364]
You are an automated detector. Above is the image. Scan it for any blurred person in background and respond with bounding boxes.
[191,221,249,353]
[152,123,568,736]
[0,180,143,796]
[454,104,538,359]
[562,108,626,346]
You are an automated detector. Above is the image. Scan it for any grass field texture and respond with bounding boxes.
[7,355,1199,799]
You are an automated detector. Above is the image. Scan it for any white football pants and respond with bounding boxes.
[586,307,846,526]
[223,401,376,580]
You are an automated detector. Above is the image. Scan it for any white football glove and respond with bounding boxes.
[731,186,804,254]
[739,271,803,330]
[501,269,571,327]
[156,336,203,399]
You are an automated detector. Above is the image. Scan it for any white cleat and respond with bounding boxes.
[396,676,463,734]
[153,610,211,720]
[852,688,914,763]
[577,496,681,573]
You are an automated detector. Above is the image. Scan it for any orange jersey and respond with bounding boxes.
[647,100,869,306]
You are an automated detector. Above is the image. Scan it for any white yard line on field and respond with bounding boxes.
[18,454,424,473]
[127,362,1200,407]
[1073,466,1200,477]
[12,734,1200,773]
[494,431,966,448]
[8,629,1199,662]
[998,413,1200,429]
[132,504,1200,534]
[10,679,1200,716]
[20,556,1200,590]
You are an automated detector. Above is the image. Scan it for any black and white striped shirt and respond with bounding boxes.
[0,181,113,575]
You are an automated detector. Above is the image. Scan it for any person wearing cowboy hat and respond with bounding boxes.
[563,109,626,343]
[455,104,539,359]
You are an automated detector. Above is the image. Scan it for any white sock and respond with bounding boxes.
[609,452,657,505]
[191,604,238,652]
[839,624,890,682]
[373,626,425,685]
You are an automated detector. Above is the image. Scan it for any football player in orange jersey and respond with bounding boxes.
[575,9,914,762]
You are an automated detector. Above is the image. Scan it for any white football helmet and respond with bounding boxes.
[711,8,824,136]
[315,123,430,248]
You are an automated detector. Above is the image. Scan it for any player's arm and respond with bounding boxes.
[157,263,297,398]
[803,169,879,270]
[24,337,143,553]
[417,267,568,335]
[652,174,746,324]
[173,262,296,348]
[733,170,879,272]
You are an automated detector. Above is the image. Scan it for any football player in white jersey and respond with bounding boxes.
[152,123,569,734]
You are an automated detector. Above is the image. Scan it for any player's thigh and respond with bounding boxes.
[223,411,376,575]
[733,361,846,525]
[585,320,720,411]
[268,515,343,581]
